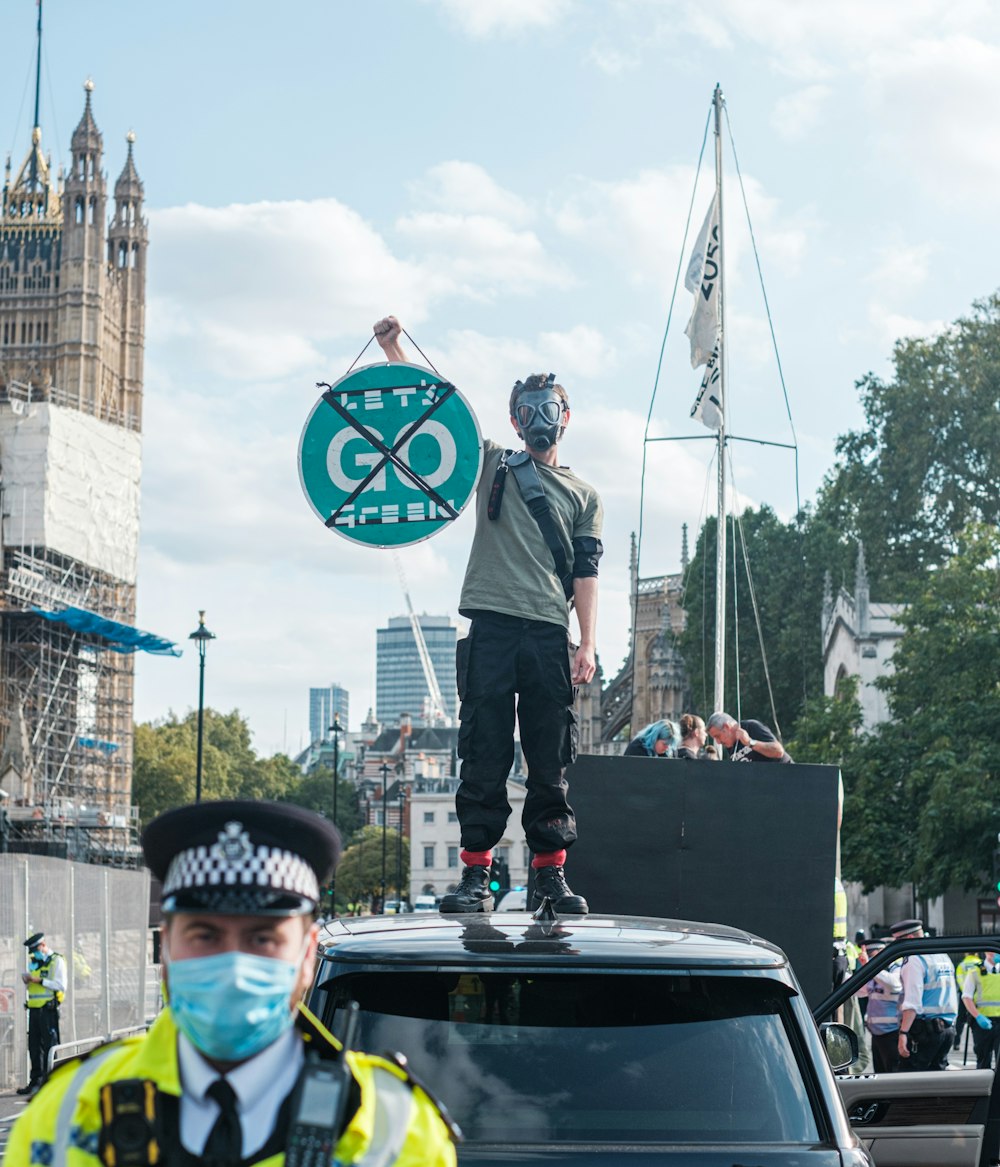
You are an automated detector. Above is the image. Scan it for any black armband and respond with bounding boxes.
[572,536,604,579]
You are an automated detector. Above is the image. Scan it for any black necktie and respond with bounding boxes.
[204,1078,242,1164]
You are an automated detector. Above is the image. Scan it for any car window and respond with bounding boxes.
[320,972,821,1144]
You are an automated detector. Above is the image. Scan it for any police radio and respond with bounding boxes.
[98,1079,160,1166]
[285,1003,358,1167]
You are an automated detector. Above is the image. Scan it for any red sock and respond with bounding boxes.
[461,849,492,867]
[531,850,567,869]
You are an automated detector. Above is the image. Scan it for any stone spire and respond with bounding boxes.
[70,79,102,154]
[821,569,833,643]
[855,541,870,636]
[681,523,689,573]
[114,131,143,201]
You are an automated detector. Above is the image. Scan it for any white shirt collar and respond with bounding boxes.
[177,1024,303,1156]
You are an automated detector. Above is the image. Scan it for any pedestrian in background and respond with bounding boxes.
[961,949,1000,1070]
[17,932,66,1095]
[859,938,903,1073]
[954,950,982,1055]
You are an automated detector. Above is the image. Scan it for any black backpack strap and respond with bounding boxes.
[487,449,512,520]
[506,451,574,600]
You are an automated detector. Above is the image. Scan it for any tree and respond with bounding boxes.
[280,767,361,839]
[132,708,301,824]
[818,292,1000,597]
[679,505,854,736]
[842,525,1000,896]
[335,825,408,911]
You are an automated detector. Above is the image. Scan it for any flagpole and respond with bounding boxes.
[712,83,727,713]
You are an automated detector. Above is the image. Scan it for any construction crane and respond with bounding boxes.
[393,552,449,727]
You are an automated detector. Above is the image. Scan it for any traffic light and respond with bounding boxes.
[488,858,510,896]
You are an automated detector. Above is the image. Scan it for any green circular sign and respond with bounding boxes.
[298,361,483,548]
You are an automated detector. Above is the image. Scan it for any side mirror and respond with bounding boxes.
[820,1022,859,1072]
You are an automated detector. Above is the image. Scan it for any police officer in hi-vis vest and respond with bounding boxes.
[962,949,1000,1070]
[5,800,458,1167]
[17,931,66,1095]
[894,917,959,1072]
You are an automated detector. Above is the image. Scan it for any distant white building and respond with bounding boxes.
[822,543,904,731]
[408,777,528,902]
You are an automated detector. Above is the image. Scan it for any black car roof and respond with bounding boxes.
[316,912,793,979]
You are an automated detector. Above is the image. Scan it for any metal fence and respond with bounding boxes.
[0,854,160,1088]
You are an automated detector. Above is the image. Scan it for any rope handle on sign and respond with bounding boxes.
[317,327,444,388]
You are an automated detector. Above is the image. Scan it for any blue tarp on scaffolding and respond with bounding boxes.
[30,606,182,657]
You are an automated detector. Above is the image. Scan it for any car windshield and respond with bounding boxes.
[319,971,821,1144]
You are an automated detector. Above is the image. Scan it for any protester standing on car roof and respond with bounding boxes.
[961,949,1000,1070]
[706,711,793,762]
[859,938,904,1073]
[374,317,603,916]
[893,918,959,1072]
[4,800,458,1167]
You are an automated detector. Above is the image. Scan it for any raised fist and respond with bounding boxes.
[373,316,402,350]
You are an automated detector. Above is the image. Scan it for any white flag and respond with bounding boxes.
[690,345,722,430]
[683,192,720,369]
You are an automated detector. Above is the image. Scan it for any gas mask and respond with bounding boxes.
[512,374,567,451]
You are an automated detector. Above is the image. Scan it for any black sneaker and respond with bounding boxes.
[531,866,588,914]
[16,1082,37,1096]
[440,865,493,914]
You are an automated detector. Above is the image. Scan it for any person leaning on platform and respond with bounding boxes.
[676,713,708,759]
[623,719,680,758]
[706,711,793,763]
[373,315,603,916]
[5,800,458,1167]
[16,932,66,1096]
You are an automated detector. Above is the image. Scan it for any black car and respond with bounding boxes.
[310,910,871,1165]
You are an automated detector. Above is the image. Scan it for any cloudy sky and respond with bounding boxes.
[6,0,999,756]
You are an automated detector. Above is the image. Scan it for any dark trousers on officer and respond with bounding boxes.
[870,1031,899,1074]
[972,1018,1000,1069]
[900,1017,954,1072]
[27,1002,60,1084]
[455,611,577,855]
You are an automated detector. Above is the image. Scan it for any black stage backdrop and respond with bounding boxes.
[556,755,841,1007]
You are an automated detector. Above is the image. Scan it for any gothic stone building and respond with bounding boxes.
[0,83,148,846]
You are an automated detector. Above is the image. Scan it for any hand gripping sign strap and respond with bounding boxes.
[498,450,574,601]
[318,381,461,528]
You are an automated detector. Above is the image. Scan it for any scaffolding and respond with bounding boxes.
[0,545,145,865]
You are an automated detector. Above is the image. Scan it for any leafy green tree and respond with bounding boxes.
[280,767,361,839]
[335,826,408,911]
[818,292,1000,596]
[842,525,1000,896]
[132,708,299,824]
[785,675,864,765]
[680,506,853,736]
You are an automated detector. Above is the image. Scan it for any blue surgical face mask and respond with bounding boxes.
[165,948,301,1063]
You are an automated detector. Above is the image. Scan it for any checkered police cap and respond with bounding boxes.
[142,800,341,916]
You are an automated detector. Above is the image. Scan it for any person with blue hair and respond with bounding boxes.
[623,719,680,758]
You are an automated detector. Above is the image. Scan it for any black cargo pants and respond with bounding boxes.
[455,611,578,855]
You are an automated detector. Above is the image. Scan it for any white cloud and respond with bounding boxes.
[586,43,641,75]
[771,85,832,141]
[432,0,572,37]
[395,210,570,296]
[408,161,533,226]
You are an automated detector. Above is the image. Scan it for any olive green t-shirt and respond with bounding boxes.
[459,440,603,630]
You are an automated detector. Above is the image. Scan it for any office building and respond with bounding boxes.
[376,614,458,727]
[309,683,349,743]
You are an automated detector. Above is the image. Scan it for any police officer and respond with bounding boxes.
[961,949,1000,1070]
[893,918,958,1072]
[5,800,458,1166]
[859,938,903,1073]
[17,931,66,1095]
[954,950,983,1052]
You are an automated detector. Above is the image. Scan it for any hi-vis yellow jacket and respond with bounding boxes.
[4,1005,458,1166]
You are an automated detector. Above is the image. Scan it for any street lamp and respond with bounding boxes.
[329,713,343,909]
[396,781,406,905]
[379,762,391,912]
[188,611,216,803]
